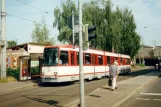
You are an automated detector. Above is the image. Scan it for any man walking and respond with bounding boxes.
[109,61,118,91]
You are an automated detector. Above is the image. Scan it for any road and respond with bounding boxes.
[0,68,154,107]
[119,73,161,107]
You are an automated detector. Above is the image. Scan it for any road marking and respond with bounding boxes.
[136,98,150,100]
[153,99,161,101]
[140,93,161,96]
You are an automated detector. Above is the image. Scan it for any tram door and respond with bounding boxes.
[19,56,31,81]
[70,51,76,65]
[92,54,97,76]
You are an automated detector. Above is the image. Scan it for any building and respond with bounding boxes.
[135,45,161,66]
[7,42,47,69]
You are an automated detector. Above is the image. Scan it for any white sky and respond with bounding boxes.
[6,0,161,46]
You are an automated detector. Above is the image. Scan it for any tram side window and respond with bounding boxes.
[77,52,79,65]
[106,56,110,65]
[114,57,118,63]
[85,53,91,65]
[98,55,103,65]
[60,51,68,65]
[127,58,130,65]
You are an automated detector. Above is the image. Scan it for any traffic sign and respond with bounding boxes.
[68,16,79,29]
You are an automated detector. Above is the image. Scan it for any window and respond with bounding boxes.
[44,48,58,66]
[98,55,103,65]
[114,57,118,62]
[77,52,79,65]
[107,56,110,65]
[85,53,91,65]
[60,51,68,65]
[126,58,130,65]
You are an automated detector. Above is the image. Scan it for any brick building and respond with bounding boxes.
[135,45,161,66]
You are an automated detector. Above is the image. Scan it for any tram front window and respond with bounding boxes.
[44,48,58,66]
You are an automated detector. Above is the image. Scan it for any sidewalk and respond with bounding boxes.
[0,80,38,95]
[65,71,161,107]
[0,66,152,94]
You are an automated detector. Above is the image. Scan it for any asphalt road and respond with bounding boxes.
[0,67,155,107]
[119,73,161,107]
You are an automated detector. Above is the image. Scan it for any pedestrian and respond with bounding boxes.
[109,60,118,91]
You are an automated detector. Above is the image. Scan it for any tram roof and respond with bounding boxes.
[45,44,130,58]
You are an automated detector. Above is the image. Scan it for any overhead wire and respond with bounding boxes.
[7,13,34,22]
[16,0,48,14]
[7,13,53,27]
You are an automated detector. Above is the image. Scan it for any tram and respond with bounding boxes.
[41,45,131,83]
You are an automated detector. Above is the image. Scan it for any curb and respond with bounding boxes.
[65,72,161,107]
[112,74,161,107]
[64,88,101,107]
[0,83,38,95]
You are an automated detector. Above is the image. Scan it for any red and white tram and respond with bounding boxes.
[41,45,131,83]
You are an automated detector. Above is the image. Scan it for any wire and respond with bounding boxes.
[7,13,54,27]
[16,0,48,14]
[15,12,44,16]
[14,11,53,16]
[7,13,34,22]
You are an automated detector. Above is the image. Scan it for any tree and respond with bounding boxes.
[53,0,141,58]
[119,8,140,58]
[53,0,76,44]
[7,40,17,48]
[32,18,55,45]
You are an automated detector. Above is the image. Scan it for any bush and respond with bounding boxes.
[136,63,145,67]
[7,68,19,80]
[30,67,39,76]
[6,67,40,80]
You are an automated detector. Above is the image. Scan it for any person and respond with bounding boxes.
[86,60,90,65]
[109,61,118,91]
[59,60,62,65]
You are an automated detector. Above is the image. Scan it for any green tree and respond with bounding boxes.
[7,40,17,48]
[32,18,55,45]
[82,0,104,49]
[53,0,76,44]
[53,0,141,58]
[119,8,140,58]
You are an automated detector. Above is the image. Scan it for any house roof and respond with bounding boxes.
[143,45,153,48]
[7,42,49,50]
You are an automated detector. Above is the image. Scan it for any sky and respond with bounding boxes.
[6,0,161,46]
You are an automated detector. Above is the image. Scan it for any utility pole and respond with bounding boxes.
[72,10,75,48]
[139,50,141,64]
[141,37,144,65]
[78,0,84,107]
[0,0,6,78]
[152,40,156,56]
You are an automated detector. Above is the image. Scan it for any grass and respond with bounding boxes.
[0,76,17,83]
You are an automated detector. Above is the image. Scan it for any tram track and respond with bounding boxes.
[0,67,155,107]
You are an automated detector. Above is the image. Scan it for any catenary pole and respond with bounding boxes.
[0,0,6,78]
[72,10,75,48]
[78,0,85,107]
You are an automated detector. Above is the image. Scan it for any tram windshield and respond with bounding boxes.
[43,48,58,66]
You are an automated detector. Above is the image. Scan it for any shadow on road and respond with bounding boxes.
[23,95,62,107]
[38,81,75,87]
